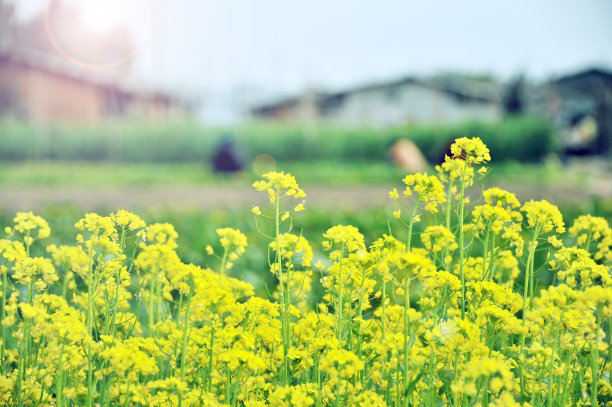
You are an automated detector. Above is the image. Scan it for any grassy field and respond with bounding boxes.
[0,159,581,187]
[0,116,554,163]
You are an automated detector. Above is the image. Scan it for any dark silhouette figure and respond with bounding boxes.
[435,138,462,165]
[503,76,526,116]
[212,139,244,173]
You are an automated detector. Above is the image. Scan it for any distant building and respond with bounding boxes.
[0,0,189,123]
[526,68,612,155]
[250,75,504,127]
[0,48,189,123]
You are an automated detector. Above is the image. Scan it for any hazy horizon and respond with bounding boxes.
[8,0,612,122]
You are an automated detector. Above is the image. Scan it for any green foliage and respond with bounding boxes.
[232,117,555,163]
[0,116,555,163]
[2,199,608,297]
[0,160,409,186]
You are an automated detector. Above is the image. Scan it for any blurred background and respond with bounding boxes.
[0,0,611,288]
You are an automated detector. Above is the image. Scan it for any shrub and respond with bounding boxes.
[0,116,555,163]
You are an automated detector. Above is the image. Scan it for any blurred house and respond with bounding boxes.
[250,74,504,127]
[0,0,189,123]
[0,48,189,123]
[526,68,612,156]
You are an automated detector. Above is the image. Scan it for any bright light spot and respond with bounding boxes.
[74,0,125,32]
[252,154,276,176]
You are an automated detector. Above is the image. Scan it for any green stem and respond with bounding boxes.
[1,269,7,374]
[355,271,366,387]
[591,306,602,407]
[225,367,231,406]
[584,231,593,253]
[459,169,466,319]
[406,200,419,252]
[61,266,70,300]
[219,247,228,277]
[481,377,489,407]
[525,226,541,313]
[547,321,560,407]
[316,355,322,407]
[17,332,25,407]
[426,350,435,406]
[381,274,390,404]
[208,321,216,392]
[487,235,495,281]
[445,180,454,231]
[56,341,65,407]
[107,226,126,339]
[178,295,192,407]
[85,244,94,407]
[148,267,157,331]
[395,358,401,407]
[274,192,290,386]
[442,179,454,272]
[481,225,491,280]
[381,278,387,338]
[519,225,541,402]
[336,243,345,344]
[403,276,412,407]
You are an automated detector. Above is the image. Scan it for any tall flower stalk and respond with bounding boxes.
[253,171,306,385]
[440,137,490,318]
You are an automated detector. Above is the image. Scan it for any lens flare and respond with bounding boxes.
[79,0,122,32]
[44,0,141,70]
[252,154,277,176]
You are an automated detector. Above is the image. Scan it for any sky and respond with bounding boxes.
[10,0,612,121]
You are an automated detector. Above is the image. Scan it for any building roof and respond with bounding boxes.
[251,74,503,115]
[555,67,612,86]
[0,45,185,107]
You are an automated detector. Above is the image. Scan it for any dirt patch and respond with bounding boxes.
[0,180,609,213]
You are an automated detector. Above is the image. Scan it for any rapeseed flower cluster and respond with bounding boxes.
[0,138,610,406]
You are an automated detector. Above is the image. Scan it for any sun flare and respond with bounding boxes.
[72,0,125,32]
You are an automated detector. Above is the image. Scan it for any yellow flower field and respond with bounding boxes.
[0,138,610,406]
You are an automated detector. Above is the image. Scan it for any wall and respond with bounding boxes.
[15,64,105,123]
[322,83,502,127]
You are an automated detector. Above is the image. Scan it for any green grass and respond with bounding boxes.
[0,116,555,163]
[0,159,578,187]
[0,161,223,186]
[485,159,587,186]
